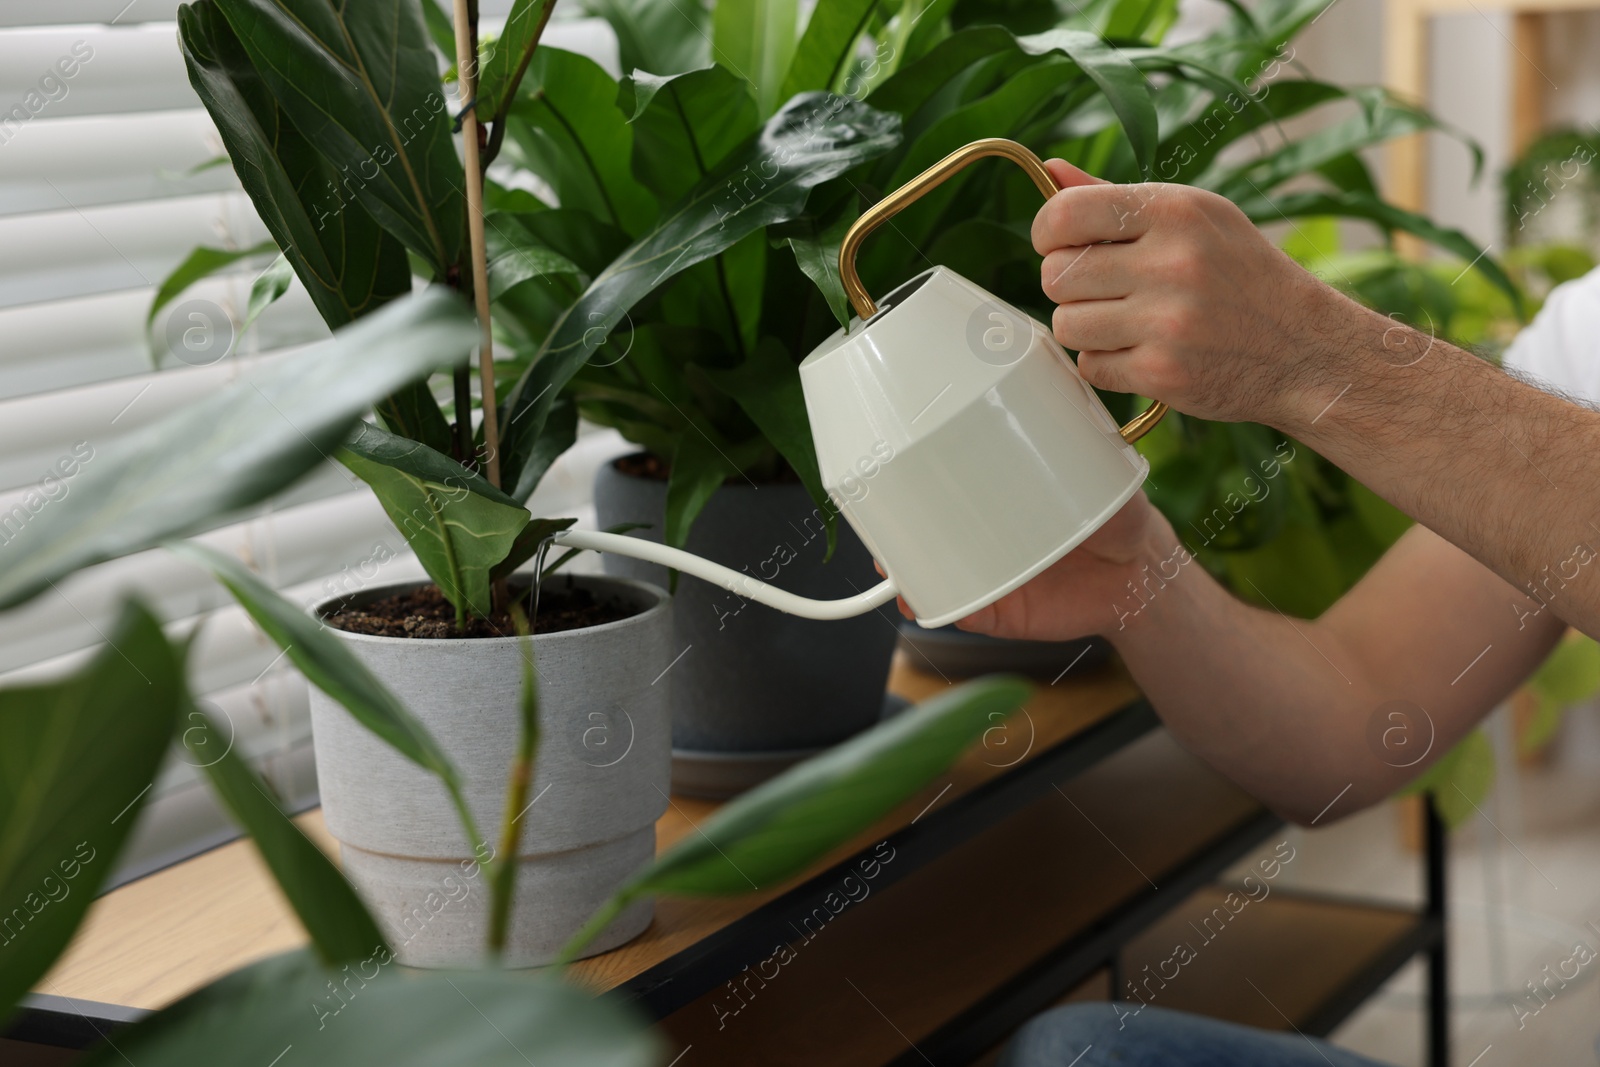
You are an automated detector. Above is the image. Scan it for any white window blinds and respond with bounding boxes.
[0,1,629,884]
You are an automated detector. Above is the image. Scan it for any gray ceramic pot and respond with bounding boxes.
[593,457,898,774]
[308,574,672,968]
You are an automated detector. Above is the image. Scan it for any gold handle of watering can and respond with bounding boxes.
[837,137,1168,445]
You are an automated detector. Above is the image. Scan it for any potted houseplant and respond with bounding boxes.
[159,0,915,954]
[0,256,1033,1058]
[486,44,908,794]
[164,0,690,964]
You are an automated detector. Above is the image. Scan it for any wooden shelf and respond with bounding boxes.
[1120,887,1437,1036]
[23,654,1142,1032]
[652,730,1272,1067]
[1384,0,1584,222]
[16,653,1446,1065]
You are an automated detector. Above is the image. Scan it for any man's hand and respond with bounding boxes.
[1033,159,1380,431]
[889,492,1178,642]
[953,492,1176,640]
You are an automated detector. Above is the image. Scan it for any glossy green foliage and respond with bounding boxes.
[178,2,414,327]
[495,88,901,533]
[76,949,662,1067]
[0,603,182,1017]
[0,290,476,612]
[563,676,1032,958]
[201,0,464,275]
[338,423,531,620]
[185,708,389,966]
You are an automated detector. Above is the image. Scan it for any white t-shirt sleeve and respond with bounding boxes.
[1501,266,1600,403]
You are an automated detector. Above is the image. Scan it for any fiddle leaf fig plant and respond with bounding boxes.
[161,0,907,619]
[0,357,1035,1056]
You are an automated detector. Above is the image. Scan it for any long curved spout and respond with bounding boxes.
[551,529,900,621]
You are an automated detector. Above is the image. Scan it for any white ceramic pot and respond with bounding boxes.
[308,574,673,968]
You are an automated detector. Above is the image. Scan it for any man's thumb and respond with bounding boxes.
[1044,158,1109,189]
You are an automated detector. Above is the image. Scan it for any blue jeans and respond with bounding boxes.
[999,1004,1398,1067]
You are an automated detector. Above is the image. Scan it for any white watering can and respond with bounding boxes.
[554,139,1166,628]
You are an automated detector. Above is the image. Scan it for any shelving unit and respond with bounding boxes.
[9,658,1449,1065]
[1384,0,1592,215]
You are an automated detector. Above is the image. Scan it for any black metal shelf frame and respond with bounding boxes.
[614,699,1164,1018]
[883,800,1450,1067]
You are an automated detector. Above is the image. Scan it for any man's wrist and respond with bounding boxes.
[1101,512,1205,648]
[1266,277,1392,438]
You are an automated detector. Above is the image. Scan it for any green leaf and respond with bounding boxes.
[1523,637,1600,753]
[713,0,800,114]
[337,423,531,620]
[0,601,184,1017]
[505,48,658,236]
[1104,0,1183,40]
[0,289,477,613]
[1151,80,1346,185]
[1019,30,1158,178]
[622,66,761,205]
[869,25,1020,115]
[585,677,1032,918]
[498,93,901,495]
[496,206,632,276]
[76,949,662,1067]
[1256,0,1339,52]
[1210,88,1458,201]
[168,542,462,788]
[145,240,276,343]
[486,213,583,301]
[502,393,579,504]
[490,516,579,584]
[780,208,857,328]
[178,1,413,327]
[704,337,830,534]
[478,0,552,122]
[420,0,456,58]
[203,0,465,274]
[664,434,735,550]
[241,253,294,336]
[1400,729,1495,830]
[374,382,456,457]
[580,0,711,77]
[184,706,388,966]
[872,53,1084,254]
[780,0,879,100]
[1240,189,1524,315]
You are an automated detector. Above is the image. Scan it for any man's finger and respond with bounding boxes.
[1074,346,1145,398]
[1032,184,1157,254]
[1052,300,1139,354]
[1041,243,1137,303]
[1043,158,1109,189]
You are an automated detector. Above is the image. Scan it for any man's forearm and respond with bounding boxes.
[1105,548,1382,824]
[1105,522,1563,824]
[1276,300,1600,639]
[1028,175,1600,638]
